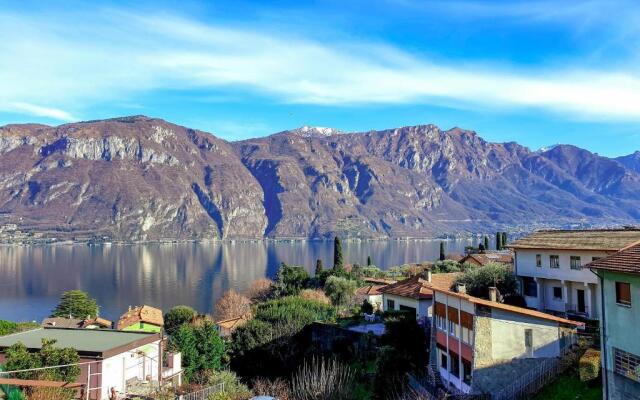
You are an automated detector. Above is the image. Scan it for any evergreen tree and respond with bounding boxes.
[496,232,503,250]
[367,256,373,267]
[502,232,508,248]
[315,259,324,276]
[439,242,446,261]
[333,236,344,271]
[50,290,99,319]
[484,236,489,250]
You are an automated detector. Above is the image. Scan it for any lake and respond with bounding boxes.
[0,239,478,322]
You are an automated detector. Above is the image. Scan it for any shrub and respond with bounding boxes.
[0,320,39,336]
[299,289,331,305]
[432,260,462,273]
[215,290,252,321]
[204,370,252,400]
[454,263,517,299]
[291,357,353,400]
[579,348,601,382]
[252,378,292,400]
[50,290,98,319]
[4,339,80,383]
[169,321,225,382]
[361,300,374,315]
[164,306,197,336]
[324,276,358,307]
[274,264,310,297]
[246,279,274,303]
[230,319,274,355]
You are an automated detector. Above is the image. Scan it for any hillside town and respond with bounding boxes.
[0,228,638,399]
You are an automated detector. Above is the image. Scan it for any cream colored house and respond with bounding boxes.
[509,229,640,320]
[432,286,582,395]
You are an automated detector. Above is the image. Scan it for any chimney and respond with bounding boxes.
[489,287,498,302]
[457,284,466,294]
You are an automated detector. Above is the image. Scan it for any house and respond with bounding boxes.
[509,229,640,320]
[42,317,113,329]
[432,285,582,395]
[0,327,182,399]
[588,244,640,399]
[378,271,460,322]
[117,305,164,332]
[215,316,248,337]
[356,284,385,311]
[459,251,513,267]
[445,254,464,263]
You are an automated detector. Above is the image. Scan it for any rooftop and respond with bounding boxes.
[587,243,640,275]
[0,328,159,358]
[507,229,640,251]
[432,287,583,327]
[460,252,513,266]
[117,305,164,330]
[356,284,385,296]
[378,273,461,300]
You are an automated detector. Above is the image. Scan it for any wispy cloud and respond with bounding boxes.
[0,5,639,123]
[7,102,76,122]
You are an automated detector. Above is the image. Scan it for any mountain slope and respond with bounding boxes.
[0,116,638,241]
[616,151,640,174]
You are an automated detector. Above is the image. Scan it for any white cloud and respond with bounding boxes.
[7,102,76,122]
[0,7,640,122]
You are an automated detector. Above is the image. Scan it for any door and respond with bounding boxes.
[576,289,585,313]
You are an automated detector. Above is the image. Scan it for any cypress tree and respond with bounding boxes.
[439,242,446,261]
[496,232,503,250]
[367,256,373,267]
[333,236,344,271]
[315,259,323,276]
[484,236,489,251]
[502,232,508,248]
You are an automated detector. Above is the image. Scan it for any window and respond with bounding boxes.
[387,299,395,310]
[440,352,448,370]
[525,329,533,356]
[614,348,640,382]
[553,287,562,300]
[616,282,632,306]
[570,256,582,270]
[436,315,447,331]
[449,320,459,337]
[535,254,542,267]
[549,255,560,268]
[462,326,474,345]
[449,351,460,378]
[462,359,472,385]
[400,305,416,315]
[523,276,537,297]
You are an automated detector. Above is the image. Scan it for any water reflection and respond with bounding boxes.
[0,239,476,322]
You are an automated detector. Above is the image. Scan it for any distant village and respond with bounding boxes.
[0,227,639,399]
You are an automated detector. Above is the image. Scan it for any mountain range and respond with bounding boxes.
[0,115,638,241]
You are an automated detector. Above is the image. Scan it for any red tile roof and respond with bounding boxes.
[587,243,640,275]
[508,229,640,251]
[378,273,461,300]
[356,285,385,296]
[432,287,584,327]
[117,305,164,330]
[460,252,513,266]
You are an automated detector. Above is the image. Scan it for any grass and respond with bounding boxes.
[533,368,601,400]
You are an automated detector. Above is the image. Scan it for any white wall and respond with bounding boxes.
[100,340,161,399]
[489,308,560,360]
[382,294,431,318]
[516,249,607,284]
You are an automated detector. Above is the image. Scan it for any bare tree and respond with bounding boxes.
[214,290,252,321]
[246,278,274,303]
[291,357,354,400]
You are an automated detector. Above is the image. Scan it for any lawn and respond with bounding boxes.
[533,369,601,400]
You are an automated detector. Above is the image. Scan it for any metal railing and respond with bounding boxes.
[177,383,224,400]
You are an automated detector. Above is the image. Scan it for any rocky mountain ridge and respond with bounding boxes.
[0,116,638,241]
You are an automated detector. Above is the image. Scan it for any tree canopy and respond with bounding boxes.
[164,305,196,336]
[4,339,80,382]
[324,276,358,307]
[454,262,517,299]
[273,263,310,297]
[333,236,344,271]
[169,321,225,382]
[50,290,98,319]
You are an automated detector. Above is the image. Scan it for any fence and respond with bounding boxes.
[492,348,581,400]
[176,383,225,400]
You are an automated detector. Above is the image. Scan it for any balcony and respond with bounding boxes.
[565,303,589,318]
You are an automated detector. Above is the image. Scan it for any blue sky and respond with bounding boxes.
[1,0,639,156]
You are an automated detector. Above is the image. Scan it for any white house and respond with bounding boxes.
[0,328,182,399]
[509,229,640,320]
[378,272,460,322]
[432,285,582,395]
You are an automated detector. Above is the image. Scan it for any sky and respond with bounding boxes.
[0,0,639,156]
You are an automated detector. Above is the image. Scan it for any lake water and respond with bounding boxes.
[0,239,478,322]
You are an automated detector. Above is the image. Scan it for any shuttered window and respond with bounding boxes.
[616,282,631,306]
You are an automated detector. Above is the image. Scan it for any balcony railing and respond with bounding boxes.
[565,304,589,316]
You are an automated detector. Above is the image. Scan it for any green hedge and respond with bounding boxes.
[579,348,601,382]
